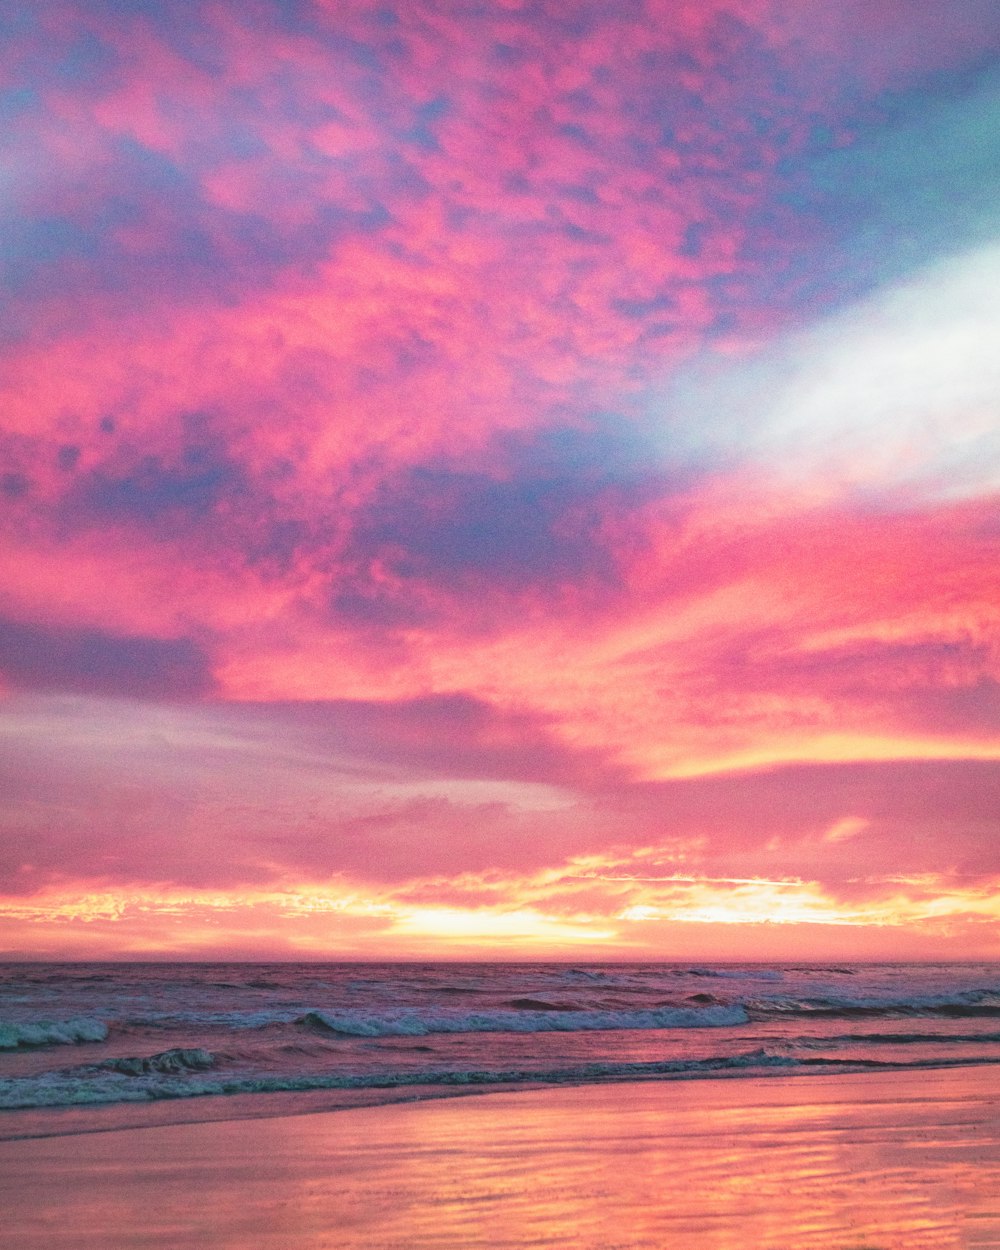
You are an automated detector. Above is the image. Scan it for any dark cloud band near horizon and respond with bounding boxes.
[1,0,998,958]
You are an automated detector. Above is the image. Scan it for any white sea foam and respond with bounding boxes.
[299,1003,749,1038]
[4,1048,992,1113]
[0,1049,803,1110]
[0,1018,108,1050]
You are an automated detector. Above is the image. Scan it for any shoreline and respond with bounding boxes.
[3,1065,998,1248]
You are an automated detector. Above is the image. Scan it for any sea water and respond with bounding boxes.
[1,961,998,1139]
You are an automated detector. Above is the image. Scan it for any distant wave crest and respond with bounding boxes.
[296,1003,749,1038]
[0,1018,108,1050]
[755,991,1000,1021]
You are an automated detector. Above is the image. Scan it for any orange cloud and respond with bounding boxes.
[4,858,998,962]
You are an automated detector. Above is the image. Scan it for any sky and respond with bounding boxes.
[1,0,999,961]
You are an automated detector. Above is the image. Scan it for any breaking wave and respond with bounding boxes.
[0,1018,108,1050]
[296,1003,749,1037]
[96,1048,216,1077]
[0,1050,837,1111]
[3,1048,996,1113]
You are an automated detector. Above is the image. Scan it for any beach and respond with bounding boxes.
[5,4,1000,1242]
[3,1066,998,1249]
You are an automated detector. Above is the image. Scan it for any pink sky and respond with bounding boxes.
[1,0,999,958]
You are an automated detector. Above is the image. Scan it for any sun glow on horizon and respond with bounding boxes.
[3,862,998,961]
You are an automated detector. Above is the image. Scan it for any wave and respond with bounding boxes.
[0,1050,797,1110]
[808,1030,1000,1047]
[754,992,1000,1021]
[95,1048,216,1077]
[3,1048,996,1112]
[506,999,581,1012]
[0,1018,108,1050]
[5,990,996,1054]
[297,1003,749,1037]
[416,984,486,995]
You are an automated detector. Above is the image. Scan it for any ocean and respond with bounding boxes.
[2,961,998,1140]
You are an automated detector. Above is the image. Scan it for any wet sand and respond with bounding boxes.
[2,1066,998,1249]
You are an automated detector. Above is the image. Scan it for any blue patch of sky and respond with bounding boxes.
[401,95,450,152]
[330,414,687,632]
[330,458,643,632]
[500,419,655,487]
[1,216,101,274]
[3,137,198,299]
[613,294,676,319]
[356,467,619,584]
[58,416,311,574]
[72,448,242,525]
[51,28,118,84]
[492,406,710,513]
[3,119,393,313]
[0,86,38,120]
[0,4,37,36]
[64,413,251,531]
[780,61,1000,309]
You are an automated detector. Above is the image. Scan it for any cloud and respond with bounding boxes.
[252,692,612,785]
[656,243,1000,502]
[822,816,868,844]
[708,627,1000,741]
[0,619,213,698]
[2,0,999,956]
[3,694,998,899]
